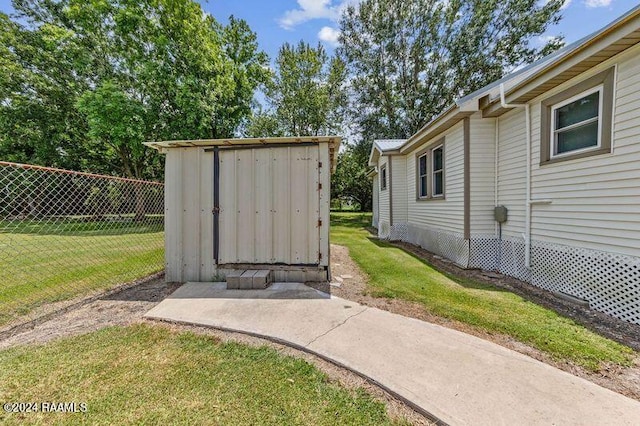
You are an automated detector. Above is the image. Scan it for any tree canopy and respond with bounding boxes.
[338,0,565,142]
[245,41,347,138]
[330,0,565,210]
[0,0,268,178]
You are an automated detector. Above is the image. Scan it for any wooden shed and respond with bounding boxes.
[145,137,340,285]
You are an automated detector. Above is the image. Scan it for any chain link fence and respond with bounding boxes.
[0,161,164,327]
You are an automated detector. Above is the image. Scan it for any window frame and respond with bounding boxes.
[539,66,614,166]
[380,164,387,191]
[415,138,445,201]
[417,152,428,199]
[549,85,603,159]
[431,144,444,197]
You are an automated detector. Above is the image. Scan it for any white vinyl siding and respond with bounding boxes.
[527,49,640,257]
[378,156,390,227]
[372,173,379,228]
[407,122,465,234]
[469,115,497,235]
[431,145,444,197]
[391,156,408,223]
[496,109,527,238]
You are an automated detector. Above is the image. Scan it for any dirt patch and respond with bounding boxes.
[325,243,640,402]
[0,277,433,425]
[0,277,181,348]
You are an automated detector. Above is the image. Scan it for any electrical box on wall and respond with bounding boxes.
[494,205,508,223]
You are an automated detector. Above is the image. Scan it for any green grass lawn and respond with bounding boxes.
[0,218,163,326]
[331,212,635,371]
[0,324,402,425]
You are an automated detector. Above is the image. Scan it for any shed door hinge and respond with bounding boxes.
[318,161,323,168]
[318,219,322,227]
[319,252,322,260]
[318,182,322,190]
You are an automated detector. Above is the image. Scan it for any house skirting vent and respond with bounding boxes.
[379,225,640,325]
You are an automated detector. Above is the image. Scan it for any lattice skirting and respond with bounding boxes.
[389,222,408,241]
[468,235,639,325]
[530,241,640,325]
[403,224,469,268]
[378,221,390,239]
[379,222,639,324]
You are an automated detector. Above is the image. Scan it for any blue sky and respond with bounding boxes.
[1,0,638,61]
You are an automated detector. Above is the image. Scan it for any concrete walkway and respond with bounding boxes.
[145,282,640,425]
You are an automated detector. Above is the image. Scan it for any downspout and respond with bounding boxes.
[500,83,532,268]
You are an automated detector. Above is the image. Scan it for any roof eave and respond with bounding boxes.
[482,5,640,116]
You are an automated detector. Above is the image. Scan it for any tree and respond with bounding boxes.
[247,41,347,137]
[331,144,373,211]
[339,0,565,143]
[1,0,268,179]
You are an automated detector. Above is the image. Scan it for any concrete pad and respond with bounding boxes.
[307,307,640,425]
[146,282,362,347]
[146,282,640,425]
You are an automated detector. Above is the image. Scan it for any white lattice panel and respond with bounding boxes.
[497,237,531,282]
[531,241,640,325]
[469,236,500,271]
[389,222,408,241]
[378,221,390,239]
[405,224,469,267]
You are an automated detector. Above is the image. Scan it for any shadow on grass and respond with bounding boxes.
[0,217,163,237]
[364,235,508,294]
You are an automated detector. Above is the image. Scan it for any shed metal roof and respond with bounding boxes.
[373,139,406,151]
[144,136,341,171]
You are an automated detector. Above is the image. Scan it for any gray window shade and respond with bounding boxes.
[557,120,599,154]
[555,91,599,128]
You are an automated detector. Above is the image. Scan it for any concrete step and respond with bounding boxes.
[226,269,272,290]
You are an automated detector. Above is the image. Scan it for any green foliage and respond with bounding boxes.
[331,213,635,371]
[332,145,373,211]
[246,41,347,137]
[0,0,268,178]
[339,0,565,142]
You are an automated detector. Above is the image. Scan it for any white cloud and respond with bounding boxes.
[278,0,362,30]
[584,0,612,7]
[279,0,339,30]
[318,26,341,46]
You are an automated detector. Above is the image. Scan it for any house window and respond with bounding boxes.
[415,138,444,201]
[540,67,614,165]
[432,145,444,197]
[550,87,602,158]
[418,154,428,198]
[380,164,387,191]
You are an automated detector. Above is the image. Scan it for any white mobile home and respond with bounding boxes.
[146,137,340,283]
[370,6,640,325]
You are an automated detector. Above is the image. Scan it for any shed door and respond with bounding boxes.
[217,145,321,265]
